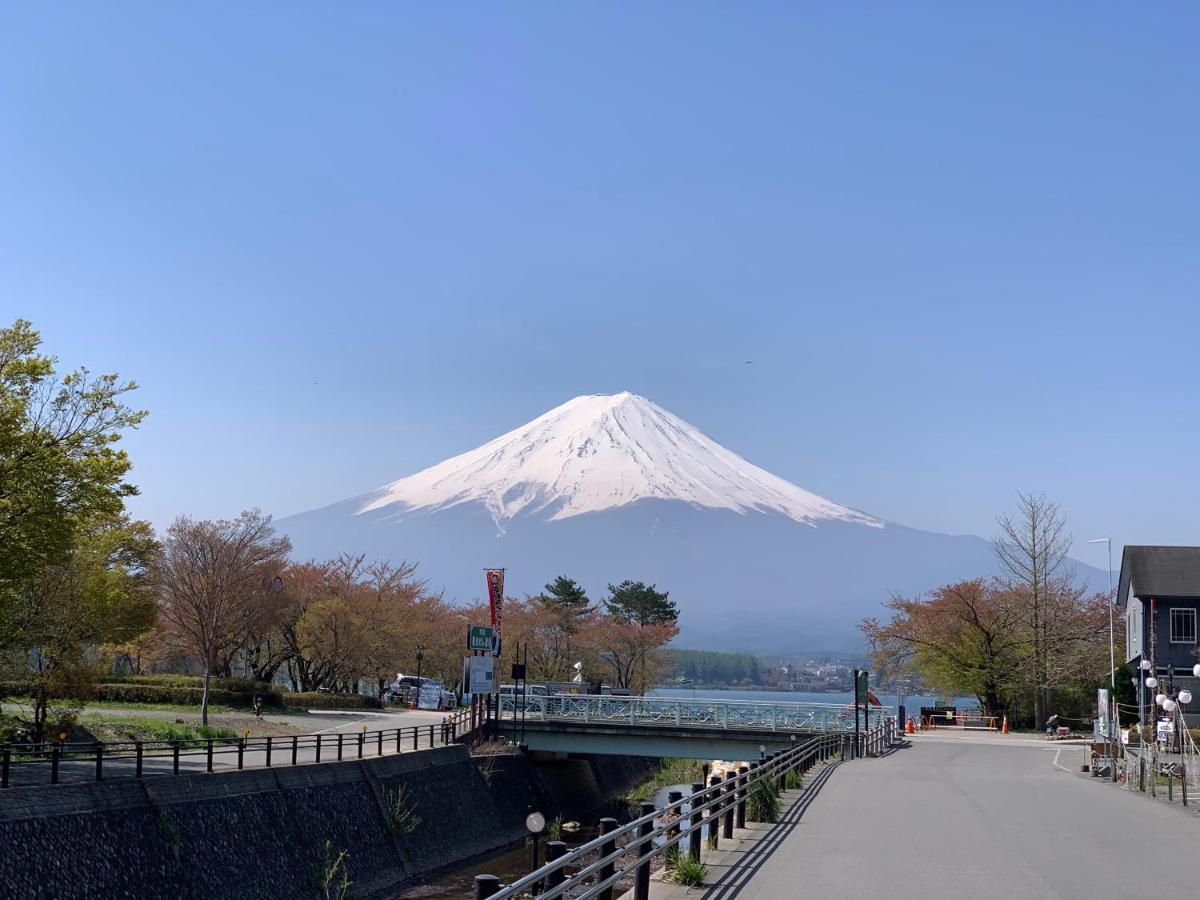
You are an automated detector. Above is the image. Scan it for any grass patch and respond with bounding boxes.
[664,847,708,887]
[747,778,780,823]
[80,714,237,744]
[784,769,804,790]
[2,696,235,714]
[620,758,707,804]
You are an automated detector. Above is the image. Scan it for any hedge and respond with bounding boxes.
[0,677,284,708]
[282,692,371,710]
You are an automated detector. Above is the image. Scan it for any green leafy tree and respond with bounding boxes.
[604,580,678,626]
[0,319,146,647]
[540,575,591,615]
[20,513,159,740]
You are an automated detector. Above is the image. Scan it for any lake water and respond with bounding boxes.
[649,686,976,713]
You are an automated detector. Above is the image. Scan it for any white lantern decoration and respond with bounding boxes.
[1156,693,1168,706]
[1146,676,1158,688]
[1193,664,1200,678]
[1180,690,1193,705]
[1164,699,1177,713]
[1142,660,1153,670]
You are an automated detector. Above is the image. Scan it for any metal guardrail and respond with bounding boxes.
[497,693,888,733]
[0,707,476,788]
[477,718,896,900]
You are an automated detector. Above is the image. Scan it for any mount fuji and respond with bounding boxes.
[277,393,1096,652]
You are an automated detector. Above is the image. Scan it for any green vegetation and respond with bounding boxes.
[319,840,352,900]
[784,769,804,789]
[662,649,762,687]
[664,847,708,887]
[384,784,421,836]
[80,714,237,743]
[604,581,678,626]
[747,778,780,823]
[0,674,282,709]
[620,758,706,804]
[283,692,370,710]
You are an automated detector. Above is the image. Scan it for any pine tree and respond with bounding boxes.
[604,580,678,626]
[541,575,591,615]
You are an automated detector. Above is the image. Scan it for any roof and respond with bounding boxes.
[1117,546,1200,606]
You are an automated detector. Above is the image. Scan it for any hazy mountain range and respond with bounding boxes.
[277,392,1105,653]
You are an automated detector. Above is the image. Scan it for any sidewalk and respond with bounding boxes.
[620,757,842,900]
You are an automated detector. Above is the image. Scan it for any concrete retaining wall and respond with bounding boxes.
[0,747,656,899]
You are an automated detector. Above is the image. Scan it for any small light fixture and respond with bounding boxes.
[1141,660,1153,671]
[1164,699,1178,713]
[1146,677,1159,688]
[1156,693,1168,707]
[1180,690,1193,705]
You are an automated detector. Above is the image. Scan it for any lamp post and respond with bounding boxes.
[1088,538,1116,758]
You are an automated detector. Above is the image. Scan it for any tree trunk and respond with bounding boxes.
[201,665,212,726]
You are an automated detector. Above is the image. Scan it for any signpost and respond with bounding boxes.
[467,625,494,653]
[463,656,494,695]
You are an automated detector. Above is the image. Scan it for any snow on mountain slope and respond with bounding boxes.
[359,392,880,530]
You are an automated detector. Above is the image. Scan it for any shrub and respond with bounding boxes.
[747,778,780,823]
[0,677,283,709]
[283,692,370,710]
[784,769,803,790]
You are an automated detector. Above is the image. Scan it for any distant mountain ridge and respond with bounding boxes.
[277,392,1104,652]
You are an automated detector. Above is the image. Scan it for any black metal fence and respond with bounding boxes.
[0,707,476,788]
[478,718,896,900]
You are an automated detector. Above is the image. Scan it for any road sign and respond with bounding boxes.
[467,624,494,652]
[463,655,493,694]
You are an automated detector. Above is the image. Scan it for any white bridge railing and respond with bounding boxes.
[497,693,888,733]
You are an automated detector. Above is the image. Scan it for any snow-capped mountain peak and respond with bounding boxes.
[359,392,880,530]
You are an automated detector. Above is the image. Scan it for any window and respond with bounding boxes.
[1170,607,1197,644]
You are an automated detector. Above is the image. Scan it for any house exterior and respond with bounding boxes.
[1118,545,1200,724]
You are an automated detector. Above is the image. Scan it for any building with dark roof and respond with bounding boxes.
[1118,546,1200,724]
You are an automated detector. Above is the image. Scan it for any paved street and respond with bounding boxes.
[1,706,454,789]
[681,734,1200,899]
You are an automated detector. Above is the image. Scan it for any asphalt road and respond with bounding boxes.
[729,734,1197,899]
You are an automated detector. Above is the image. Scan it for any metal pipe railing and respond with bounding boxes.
[0,707,476,788]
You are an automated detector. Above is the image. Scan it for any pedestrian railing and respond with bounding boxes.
[0,707,475,789]
[498,693,889,733]
[475,720,895,900]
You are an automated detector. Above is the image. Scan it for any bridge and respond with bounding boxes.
[496,694,891,758]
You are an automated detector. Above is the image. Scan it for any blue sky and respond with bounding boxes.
[3,4,1197,567]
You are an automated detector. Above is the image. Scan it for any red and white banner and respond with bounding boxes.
[486,569,504,657]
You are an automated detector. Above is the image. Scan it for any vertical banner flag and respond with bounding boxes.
[486,569,505,658]
[1097,688,1110,738]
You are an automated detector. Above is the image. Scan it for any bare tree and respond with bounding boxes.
[994,492,1074,725]
[154,510,290,723]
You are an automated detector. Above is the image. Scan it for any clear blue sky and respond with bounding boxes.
[4,4,1198,567]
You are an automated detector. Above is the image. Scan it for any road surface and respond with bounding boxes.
[701,733,1199,899]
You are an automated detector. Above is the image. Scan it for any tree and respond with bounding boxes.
[154,510,291,723]
[540,576,591,617]
[19,513,158,740]
[604,581,678,626]
[586,617,679,694]
[994,492,1074,725]
[0,319,146,649]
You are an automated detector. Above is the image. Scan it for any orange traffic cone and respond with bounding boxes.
[1002,715,1009,734]
[906,717,915,734]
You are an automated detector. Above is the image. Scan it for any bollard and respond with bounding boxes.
[357,733,364,760]
[206,739,213,773]
[545,840,568,890]
[338,733,344,761]
[634,803,655,900]
[667,791,683,849]
[429,725,435,749]
[51,744,60,785]
[473,874,501,899]
[396,728,402,753]
[597,816,619,900]
[238,739,245,770]
[95,742,103,781]
[266,736,273,768]
[775,753,785,793]
[723,771,735,839]
[706,775,721,849]
[413,728,418,751]
[173,741,180,775]
[291,735,298,766]
[689,782,704,861]
[736,766,749,828]
[136,741,143,778]
[377,731,383,756]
